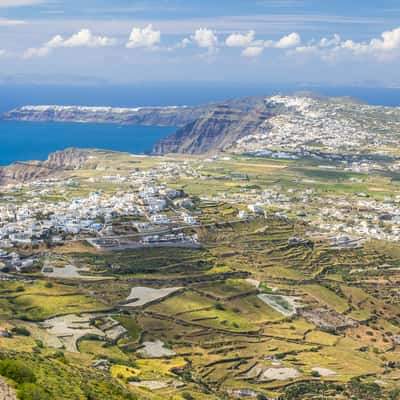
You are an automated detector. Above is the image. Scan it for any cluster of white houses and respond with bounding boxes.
[234,95,400,155]
[208,184,400,242]
[0,177,200,252]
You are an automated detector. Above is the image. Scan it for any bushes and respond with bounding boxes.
[279,382,342,400]
[0,359,36,384]
[18,383,50,400]
[0,358,49,400]
[348,377,382,400]
[11,326,31,336]
[181,392,194,400]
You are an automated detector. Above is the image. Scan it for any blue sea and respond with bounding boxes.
[1,82,400,166]
[0,121,175,166]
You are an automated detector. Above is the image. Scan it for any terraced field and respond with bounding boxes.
[2,151,400,400]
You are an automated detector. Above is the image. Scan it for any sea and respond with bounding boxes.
[1,82,400,166]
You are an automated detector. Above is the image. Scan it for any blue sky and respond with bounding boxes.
[1,0,400,85]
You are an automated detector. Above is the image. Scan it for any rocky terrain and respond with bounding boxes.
[152,102,271,154]
[0,148,93,185]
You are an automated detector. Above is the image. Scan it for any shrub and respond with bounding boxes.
[181,392,194,400]
[18,383,50,400]
[12,326,31,336]
[0,359,36,384]
[348,377,382,400]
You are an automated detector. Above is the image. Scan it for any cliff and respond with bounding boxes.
[2,104,212,128]
[153,99,272,154]
[0,148,92,185]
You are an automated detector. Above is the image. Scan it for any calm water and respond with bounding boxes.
[0,120,175,166]
[1,83,400,166]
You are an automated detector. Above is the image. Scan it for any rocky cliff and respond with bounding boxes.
[152,99,273,154]
[2,104,212,127]
[0,148,92,185]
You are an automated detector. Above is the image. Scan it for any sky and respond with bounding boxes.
[1,0,400,86]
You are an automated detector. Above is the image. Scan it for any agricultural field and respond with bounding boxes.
[2,150,400,399]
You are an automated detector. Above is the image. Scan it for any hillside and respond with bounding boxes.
[0,148,94,185]
[154,95,400,156]
[2,148,400,399]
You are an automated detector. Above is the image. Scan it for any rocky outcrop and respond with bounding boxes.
[47,148,90,170]
[0,148,92,185]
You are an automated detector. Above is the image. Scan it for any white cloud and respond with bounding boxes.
[292,45,319,56]
[290,27,400,62]
[179,38,191,48]
[370,27,400,51]
[292,34,341,54]
[47,29,116,48]
[126,24,161,48]
[226,30,255,48]
[23,46,50,59]
[23,29,116,59]
[319,34,341,48]
[274,32,301,48]
[192,28,218,50]
[340,27,400,56]
[45,35,64,48]
[0,0,45,7]
[242,46,264,57]
[0,18,25,26]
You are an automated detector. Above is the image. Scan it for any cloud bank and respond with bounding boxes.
[18,23,400,68]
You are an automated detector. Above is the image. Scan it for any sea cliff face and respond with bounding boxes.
[152,101,272,154]
[2,105,211,128]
